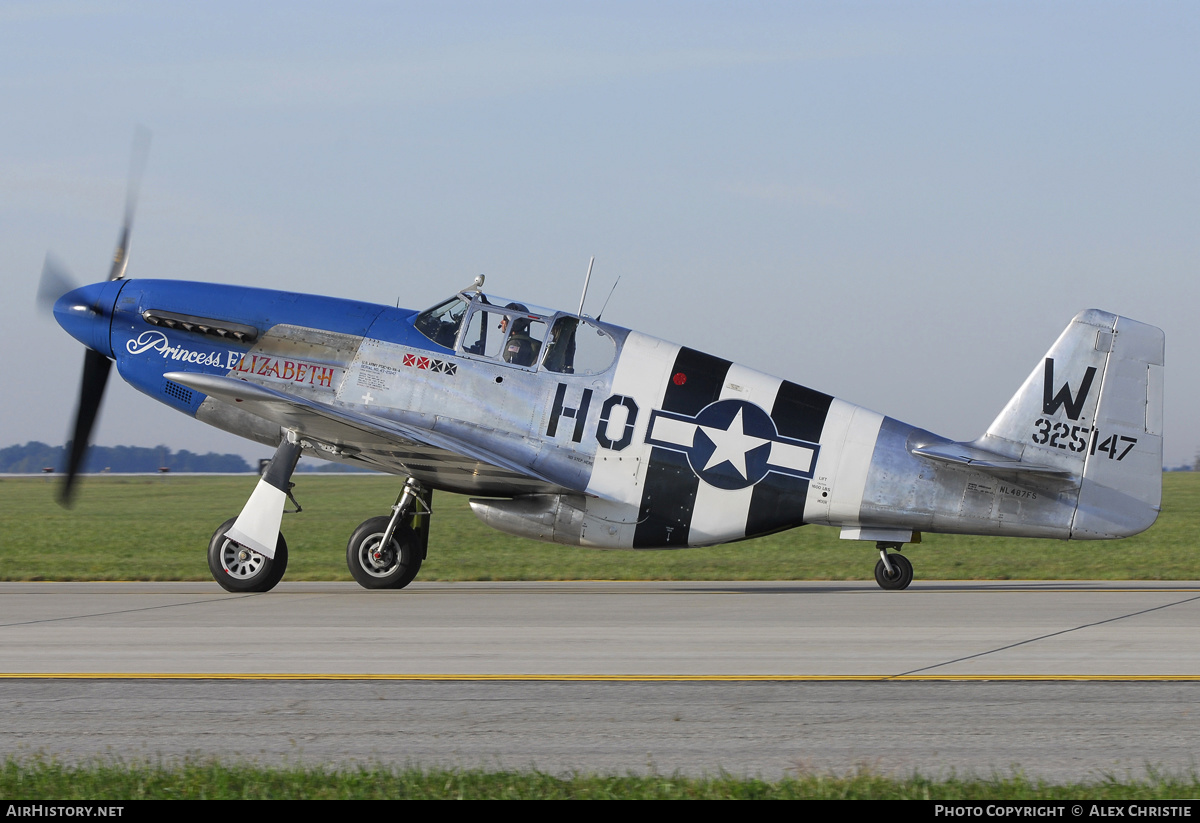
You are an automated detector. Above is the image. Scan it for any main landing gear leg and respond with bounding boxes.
[208,430,303,593]
[346,477,432,590]
[874,542,913,591]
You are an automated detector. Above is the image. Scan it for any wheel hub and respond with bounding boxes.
[361,536,399,575]
[368,545,396,570]
[221,539,266,579]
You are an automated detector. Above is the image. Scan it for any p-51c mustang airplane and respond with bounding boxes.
[44,178,1164,593]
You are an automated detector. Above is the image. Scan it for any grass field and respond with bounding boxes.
[1,472,1197,582]
[2,758,1198,800]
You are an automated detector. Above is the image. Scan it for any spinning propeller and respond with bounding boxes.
[38,130,150,504]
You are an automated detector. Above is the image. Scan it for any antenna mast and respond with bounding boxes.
[577,256,595,317]
[596,276,621,321]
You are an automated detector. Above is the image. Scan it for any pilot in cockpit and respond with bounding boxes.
[500,303,539,367]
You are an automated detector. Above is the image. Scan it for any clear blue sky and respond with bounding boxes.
[2,1,1196,466]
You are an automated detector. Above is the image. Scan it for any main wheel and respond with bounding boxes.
[346,515,423,590]
[874,552,913,590]
[207,517,289,593]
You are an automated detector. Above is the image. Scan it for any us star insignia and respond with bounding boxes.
[645,399,818,490]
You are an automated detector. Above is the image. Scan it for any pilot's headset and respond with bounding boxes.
[504,303,531,334]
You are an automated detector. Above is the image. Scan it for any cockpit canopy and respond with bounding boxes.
[413,291,617,375]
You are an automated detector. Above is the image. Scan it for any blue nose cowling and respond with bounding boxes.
[53,281,123,358]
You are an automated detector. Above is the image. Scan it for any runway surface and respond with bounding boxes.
[2,581,1198,779]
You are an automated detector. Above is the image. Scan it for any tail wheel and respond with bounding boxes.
[207,517,289,593]
[874,552,913,591]
[346,515,423,590]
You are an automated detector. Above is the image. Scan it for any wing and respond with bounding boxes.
[167,372,572,495]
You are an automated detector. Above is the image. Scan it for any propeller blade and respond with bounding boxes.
[37,254,79,315]
[107,126,151,282]
[107,224,131,283]
[60,348,113,505]
[54,128,150,504]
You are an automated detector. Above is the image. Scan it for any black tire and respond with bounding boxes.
[207,517,289,593]
[874,552,913,591]
[346,515,423,590]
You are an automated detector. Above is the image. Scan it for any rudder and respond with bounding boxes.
[1073,314,1164,537]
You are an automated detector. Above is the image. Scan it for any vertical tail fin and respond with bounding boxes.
[979,309,1164,538]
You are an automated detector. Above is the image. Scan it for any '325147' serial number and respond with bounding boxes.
[1031,419,1137,460]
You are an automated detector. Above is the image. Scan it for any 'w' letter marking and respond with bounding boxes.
[1042,358,1097,421]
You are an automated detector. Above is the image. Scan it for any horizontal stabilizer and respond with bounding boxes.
[911,442,1074,477]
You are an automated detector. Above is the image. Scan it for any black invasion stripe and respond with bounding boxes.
[633,347,732,548]
[770,379,833,443]
[746,380,834,537]
[661,347,732,415]
[633,449,697,548]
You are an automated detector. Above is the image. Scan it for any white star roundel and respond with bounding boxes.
[645,399,819,490]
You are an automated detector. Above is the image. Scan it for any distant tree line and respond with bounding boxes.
[0,442,252,474]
